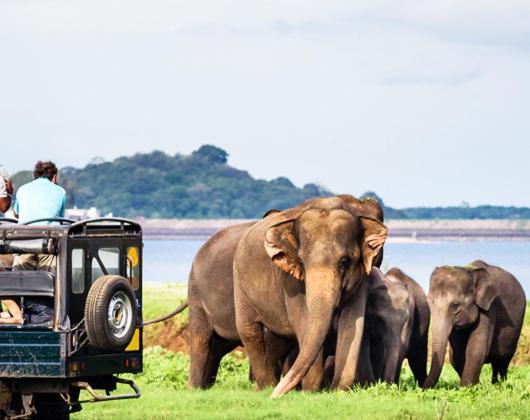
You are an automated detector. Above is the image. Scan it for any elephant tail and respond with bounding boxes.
[142,300,188,326]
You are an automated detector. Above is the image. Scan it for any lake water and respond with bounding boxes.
[143,240,530,296]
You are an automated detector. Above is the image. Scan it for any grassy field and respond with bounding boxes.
[72,284,530,420]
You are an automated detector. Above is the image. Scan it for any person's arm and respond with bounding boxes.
[13,190,19,219]
[58,191,66,218]
[0,178,11,213]
[0,300,23,324]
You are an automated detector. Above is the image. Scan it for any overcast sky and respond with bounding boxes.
[1,1,530,208]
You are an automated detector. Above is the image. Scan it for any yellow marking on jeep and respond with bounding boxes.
[126,329,140,352]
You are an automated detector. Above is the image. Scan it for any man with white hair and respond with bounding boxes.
[0,165,13,215]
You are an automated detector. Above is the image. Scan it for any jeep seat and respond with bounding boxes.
[0,271,55,298]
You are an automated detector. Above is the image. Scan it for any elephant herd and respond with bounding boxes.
[187,195,526,397]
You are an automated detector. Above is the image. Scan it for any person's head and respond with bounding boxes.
[33,161,59,184]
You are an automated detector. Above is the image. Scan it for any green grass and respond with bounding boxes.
[70,284,530,419]
[73,348,530,420]
[142,283,187,321]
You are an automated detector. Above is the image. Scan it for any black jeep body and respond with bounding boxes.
[0,218,143,419]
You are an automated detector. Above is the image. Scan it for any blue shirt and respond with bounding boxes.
[14,178,66,224]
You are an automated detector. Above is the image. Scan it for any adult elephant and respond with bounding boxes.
[423,260,526,388]
[188,221,256,388]
[356,267,429,385]
[233,196,388,397]
[188,218,298,388]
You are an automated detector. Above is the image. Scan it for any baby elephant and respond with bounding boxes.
[357,267,430,386]
[423,260,526,388]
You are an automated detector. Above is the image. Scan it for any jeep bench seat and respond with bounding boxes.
[0,271,55,298]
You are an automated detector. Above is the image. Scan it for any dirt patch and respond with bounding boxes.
[144,319,190,354]
[143,311,190,354]
[143,317,246,356]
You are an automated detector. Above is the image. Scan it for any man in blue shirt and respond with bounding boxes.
[14,161,66,224]
[13,161,66,273]
[3,161,66,324]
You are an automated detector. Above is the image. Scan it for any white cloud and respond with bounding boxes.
[1,1,530,206]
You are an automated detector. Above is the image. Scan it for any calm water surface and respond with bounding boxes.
[143,240,530,295]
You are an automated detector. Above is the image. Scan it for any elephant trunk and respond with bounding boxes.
[382,338,402,384]
[271,268,340,398]
[422,311,451,389]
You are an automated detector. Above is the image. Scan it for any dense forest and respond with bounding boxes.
[10,145,530,220]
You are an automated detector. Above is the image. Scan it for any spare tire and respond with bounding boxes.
[85,275,137,353]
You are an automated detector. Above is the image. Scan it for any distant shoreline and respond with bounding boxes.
[137,218,530,241]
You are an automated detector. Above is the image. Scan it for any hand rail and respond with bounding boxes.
[0,217,18,225]
[22,217,76,225]
[70,217,140,227]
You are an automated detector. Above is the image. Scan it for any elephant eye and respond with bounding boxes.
[339,257,351,272]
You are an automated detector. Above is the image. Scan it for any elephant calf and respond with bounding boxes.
[423,260,526,388]
[356,267,430,386]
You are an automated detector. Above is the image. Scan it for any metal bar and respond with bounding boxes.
[22,218,75,226]
[72,378,141,403]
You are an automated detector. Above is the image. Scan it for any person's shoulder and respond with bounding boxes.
[52,183,66,196]
[16,180,33,194]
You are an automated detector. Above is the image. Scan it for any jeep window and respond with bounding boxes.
[71,248,85,294]
[91,248,120,282]
[127,247,140,290]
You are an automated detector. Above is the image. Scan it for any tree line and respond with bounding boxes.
[10,146,530,220]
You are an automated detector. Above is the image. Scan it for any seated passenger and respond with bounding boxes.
[0,299,23,325]
[13,160,66,272]
[0,298,53,325]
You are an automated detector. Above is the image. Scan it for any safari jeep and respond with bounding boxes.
[0,217,143,419]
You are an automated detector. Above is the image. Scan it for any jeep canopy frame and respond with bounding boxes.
[0,218,142,332]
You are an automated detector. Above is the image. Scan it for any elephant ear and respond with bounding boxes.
[264,218,304,281]
[472,268,499,311]
[360,217,388,276]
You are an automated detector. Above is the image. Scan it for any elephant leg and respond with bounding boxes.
[498,359,510,381]
[301,348,324,391]
[236,300,278,389]
[355,334,375,386]
[323,356,335,389]
[460,315,493,386]
[491,362,500,384]
[188,304,215,388]
[263,330,295,382]
[406,333,428,386]
[203,336,239,387]
[492,358,510,384]
[449,330,468,380]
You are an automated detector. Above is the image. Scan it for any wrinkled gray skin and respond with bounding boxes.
[187,222,257,388]
[423,260,526,388]
[356,267,430,386]
[188,219,298,388]
[234,196,388,397]
[357,268,413,385]
[388,267,431,386]
[188,195,385,391]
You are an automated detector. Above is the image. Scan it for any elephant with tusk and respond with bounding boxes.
[233,196,388,398]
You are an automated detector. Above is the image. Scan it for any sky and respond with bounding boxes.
[1,0,530,208]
